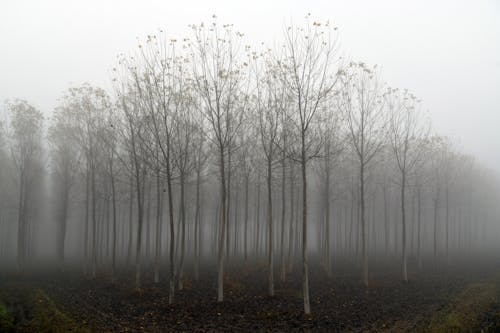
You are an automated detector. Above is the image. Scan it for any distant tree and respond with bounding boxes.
[115,86,148,289]
[98,104,120,280]
[190,17,248,302]
[61,85,112,278]
[386,89,428,281]
[316,101,344,277]
[338,62,387,287]
[7,99,44,271]
[427,136,451,263]
[171,92,198,291]
[253,55,286,296]
[192,121,208,280]
[276,16,341,314]
[48,104,80,272]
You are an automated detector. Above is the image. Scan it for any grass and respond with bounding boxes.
[0,285,89,333]
[426,275,500,333]
[0,300,14,331]
[27,289,89,333]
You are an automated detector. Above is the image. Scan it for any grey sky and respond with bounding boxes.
[1,0,499,170]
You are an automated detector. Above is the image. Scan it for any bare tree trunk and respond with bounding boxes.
[127,178,133,266]
[166,156,176,304]
[233,187,239,257]
[294,181,300,269]
[445,185,450,264]
[360,160,368,287]
[349,191,354,258]
[267,159,274,296]
[84,165,90,275]
[105,187,110,265]
[301,135,311,315]
[255,171,261,257]
[226,148,231,262]
[417,185,422,270]
[145,178,152,262]
[280,155,286,282]
[178,172,186,291]
[401,171,408,282]
[134,168,144,290]
[91,162,97,279]
[287,164,295,273]
[194,166,201,280]
[17,170,25,272]
[325,161,331,277]
[111,170,117,281]
[383,185,389,258]
[371,194,377,257]
[217,147,227,302]
[154,167,162,284]
[433,196,438,263]
[243,174,249,262]
[410,188,415,258]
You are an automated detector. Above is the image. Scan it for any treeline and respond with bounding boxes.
[0,16,499,314]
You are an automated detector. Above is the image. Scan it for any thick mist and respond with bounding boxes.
[0,2,499,332]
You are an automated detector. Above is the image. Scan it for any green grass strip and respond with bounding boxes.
[427,275,500,333]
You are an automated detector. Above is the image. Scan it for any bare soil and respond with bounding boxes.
[1,257,500,332]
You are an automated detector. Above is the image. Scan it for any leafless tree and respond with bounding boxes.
[276,16,341,314]
[7,99,44,271]
[253,54,287,296]
[48,103,80,271]
[386,89,429,281]
[189,17,248,302]
[337,62,387,287]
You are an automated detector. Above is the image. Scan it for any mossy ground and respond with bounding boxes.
[0,300,14,331]
[0,284,89,333]
[2,260,500,332]
[426,275,500,333]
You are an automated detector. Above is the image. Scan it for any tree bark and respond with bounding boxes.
[267,158,274,296]
[217,147,227,302]
[401,171,408,282]
[280,155,286,282]
[301,133,311,315]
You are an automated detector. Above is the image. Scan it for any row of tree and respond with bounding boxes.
[1,16,499,314]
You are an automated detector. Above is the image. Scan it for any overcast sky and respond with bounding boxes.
[1,0,499,170]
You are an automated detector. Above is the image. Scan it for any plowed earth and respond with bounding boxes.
[1,258,500,332]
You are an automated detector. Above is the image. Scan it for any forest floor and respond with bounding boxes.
[1,257,500,332]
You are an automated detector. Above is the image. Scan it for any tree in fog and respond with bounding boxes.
[62,85,112,278]
[235,127,254,262]
[98,104,120,280]
[338,63,387,287]
[124,36,181,299]
[48,104,79,271]
[190,17,247,302]
[192,120,208,281]
[7,99,44,271]
[427,136,450,262]
[171,90,198,291]
[440,142,459,264]
[276,17,341,314]
[2,15,500,328]
[412,142,431,270]
[0,121,8,257]
[253,55,287,296]
[386,89,428,281]
[315,101,344,277]
[115,85,148,289]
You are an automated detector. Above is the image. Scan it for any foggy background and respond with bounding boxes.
[1,0,499,171]
[1,3,500,330]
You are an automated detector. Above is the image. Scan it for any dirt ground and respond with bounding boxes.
[1,257,500,332]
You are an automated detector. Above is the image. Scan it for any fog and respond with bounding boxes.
[2,0,500,169]
[0,1,500,331]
